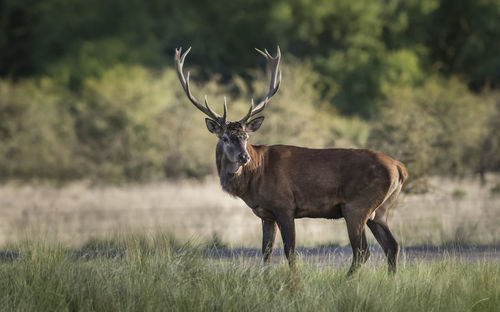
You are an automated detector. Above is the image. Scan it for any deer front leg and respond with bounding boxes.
[262,219,277,264]
[276,215,296,267]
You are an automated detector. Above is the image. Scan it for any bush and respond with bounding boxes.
[5,61,499,184]
[75,65,198,181]
[479,93,500,175]
[367,77,494,190]
[245,60,370,148]
[1,61,364,182]
[0,79,80,180]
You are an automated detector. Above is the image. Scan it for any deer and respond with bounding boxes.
[174,46,408,275]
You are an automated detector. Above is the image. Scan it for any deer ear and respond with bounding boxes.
[245,116,265,132]
[205,118,222,136]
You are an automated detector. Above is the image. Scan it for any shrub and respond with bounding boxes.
[479,93,500,175]
[367,77,494,191]
[241,59,370,149]
[1,61,363,182]
[0,79,81,180]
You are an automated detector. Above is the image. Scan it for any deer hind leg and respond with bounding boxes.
[343,209,370,276]
[368,185,402,274]
[372,184,402,224]
[262,220,277,264]
[367,220,399,274]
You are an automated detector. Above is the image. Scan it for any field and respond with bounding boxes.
[1,176,500,311]
[0,237,499,311]
[3,1,500,310]
[1,176,500,247]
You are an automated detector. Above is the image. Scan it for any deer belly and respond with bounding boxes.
[294,202,343,219]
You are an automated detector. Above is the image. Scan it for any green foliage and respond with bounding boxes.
[246,60,370,148]
[74,66,177,181]
[1,61,363,182]
[368,78,494,190]
[2,60,500,183]
[2,0,500,181]
[0,79,80,180]
[2,0,500,117]
[429,0,500,89]
[479,94,500,174]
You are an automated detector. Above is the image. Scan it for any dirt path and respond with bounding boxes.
[205,245,500,266]
[1,245,499,265]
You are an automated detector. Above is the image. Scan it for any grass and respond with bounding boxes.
[1,176,500,247]
[0,236,499,311]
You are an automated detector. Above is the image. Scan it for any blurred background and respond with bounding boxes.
[0,0,500,247]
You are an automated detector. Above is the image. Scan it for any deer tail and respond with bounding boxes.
[396,161,408,184]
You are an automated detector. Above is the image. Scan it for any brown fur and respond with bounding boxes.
[216,141,408,274]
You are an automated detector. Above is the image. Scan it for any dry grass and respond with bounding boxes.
[1,175,499,247]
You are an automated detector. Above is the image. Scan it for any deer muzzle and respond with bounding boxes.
[238,153,251,165]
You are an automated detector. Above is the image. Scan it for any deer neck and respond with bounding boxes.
[216,142,262,197]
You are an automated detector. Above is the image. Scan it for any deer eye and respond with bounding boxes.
[222,137,229,143]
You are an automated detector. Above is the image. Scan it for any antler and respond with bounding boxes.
[239,46,282,123]
[175,47,227,125]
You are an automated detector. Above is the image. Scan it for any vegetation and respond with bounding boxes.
[1,3,498,308]
[2,0,500,185]
[0,236,499,311]
[0,62,370,181]
[2,0,500,113]
[367,80,496,190]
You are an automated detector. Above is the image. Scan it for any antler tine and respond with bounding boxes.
[222,96,227,124]
[240,46,281,123]
[175,47,225,125]
[241,98,255,123]
[204,95,219,119]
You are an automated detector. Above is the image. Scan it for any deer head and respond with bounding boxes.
[174,47,281,169]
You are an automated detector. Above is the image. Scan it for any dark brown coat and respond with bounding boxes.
[217,142,407,274]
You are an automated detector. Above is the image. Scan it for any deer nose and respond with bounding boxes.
[238,153,250,164]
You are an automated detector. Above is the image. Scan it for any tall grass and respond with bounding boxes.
[0,236,498,311]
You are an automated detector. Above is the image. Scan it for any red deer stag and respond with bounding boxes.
[174,47,408,274]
